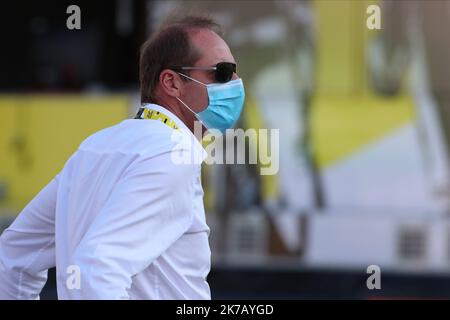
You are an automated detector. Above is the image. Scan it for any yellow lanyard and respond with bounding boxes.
[135,107,179,130]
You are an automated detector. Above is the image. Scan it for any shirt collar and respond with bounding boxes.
[141,103,185,130]
[141,103,207,159]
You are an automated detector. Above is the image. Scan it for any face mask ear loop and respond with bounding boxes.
[176,97,207,128]
[176,97,197,115]
[177,72,208,86]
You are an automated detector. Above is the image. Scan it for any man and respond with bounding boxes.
[0,14,245,299]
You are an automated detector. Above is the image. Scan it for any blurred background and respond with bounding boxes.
[2,0,450,299]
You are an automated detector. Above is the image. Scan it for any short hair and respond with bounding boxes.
[139,14,222,105]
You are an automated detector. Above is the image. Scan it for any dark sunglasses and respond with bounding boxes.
[169,62,237,83]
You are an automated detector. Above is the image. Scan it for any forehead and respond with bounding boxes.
[189,29,235,66]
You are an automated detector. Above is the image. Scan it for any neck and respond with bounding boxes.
[153,97,206,140]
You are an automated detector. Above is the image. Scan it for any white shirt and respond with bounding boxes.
[0,104,211,300]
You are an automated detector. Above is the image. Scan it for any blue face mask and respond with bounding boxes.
[176,73,245,133]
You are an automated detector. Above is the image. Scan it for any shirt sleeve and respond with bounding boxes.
[0,174,59,300]
[66,150,197,300]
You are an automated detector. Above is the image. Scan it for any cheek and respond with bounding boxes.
[188,86,209,112]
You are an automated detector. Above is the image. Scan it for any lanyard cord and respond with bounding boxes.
[134,107,179,130]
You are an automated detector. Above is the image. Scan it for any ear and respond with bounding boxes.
[159,69,183,98]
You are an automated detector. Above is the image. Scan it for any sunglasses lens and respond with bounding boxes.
[216,63,236,83]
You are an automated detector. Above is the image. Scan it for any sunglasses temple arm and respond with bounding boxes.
[177,67,217,71]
